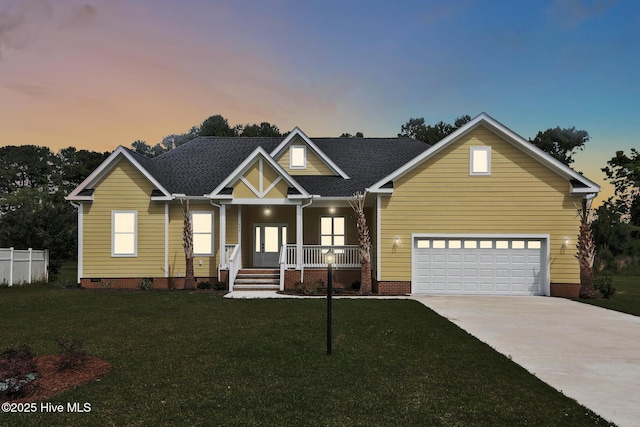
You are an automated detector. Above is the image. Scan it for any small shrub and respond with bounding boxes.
[594,273,616,299]
[56,338,88,371]
[351,280,361,290]
[294,281,317,295]
[0,344,38,399]
[138,278,153,291]
[213,281,226,291]
[57,279,78,289]
[197,281,212,290]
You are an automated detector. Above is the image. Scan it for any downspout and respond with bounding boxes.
[69,202,82,285]
[209,200,224,280]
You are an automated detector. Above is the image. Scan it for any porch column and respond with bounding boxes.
[296,203,303,269]
[219,204,227,268]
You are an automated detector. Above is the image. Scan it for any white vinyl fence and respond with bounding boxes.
[0,248,49,286]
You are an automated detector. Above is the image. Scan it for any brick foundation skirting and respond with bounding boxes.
[550,283,581,298]
[80,277,221,290]
[376,281,411,295]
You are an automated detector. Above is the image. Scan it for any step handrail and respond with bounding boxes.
[227,244,241,292]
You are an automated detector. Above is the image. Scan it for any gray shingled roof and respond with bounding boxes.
[130,136,429,197]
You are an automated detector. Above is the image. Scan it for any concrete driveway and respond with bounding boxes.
[413,296,640,427]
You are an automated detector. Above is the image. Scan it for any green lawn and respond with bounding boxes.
[1,286,611,426]
[579,273,640,316]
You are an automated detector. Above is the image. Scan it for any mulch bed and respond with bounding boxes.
[1,355,112,403]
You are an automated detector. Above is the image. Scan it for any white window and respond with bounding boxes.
[192,212,214,255]
[112,211,137,257]
[320,216,345,246]
[448,240,461,249]
[496,240,509,249]
[470,146,491,175]
[480,240,493,249]
[416,239,430,249]
[433,240,446,249]
[512,240,525,249]
[464,240,477,249]
[528,241,541,249]
[290,146,306,169]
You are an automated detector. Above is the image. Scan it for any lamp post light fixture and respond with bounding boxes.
[325,249,335,355]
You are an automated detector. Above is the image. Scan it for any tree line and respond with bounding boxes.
[0,113,638,276]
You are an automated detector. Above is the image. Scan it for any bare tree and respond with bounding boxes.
[349,192,372,295]
[180,200,196,290]
[576,198,596,298]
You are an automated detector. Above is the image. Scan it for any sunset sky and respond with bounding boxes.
[0,0,638,204]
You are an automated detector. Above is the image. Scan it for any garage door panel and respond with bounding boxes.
[479,269,494,278]
[448,254,462,263]
[511,255,526,264]
[495,255,510,264]
[463,268,477,278]
[495,269,509,278]
[464,254,477,263]
[479,254,494,263]
[432,254,446,263]
[448,268,462,277]
[433,268,446,277]
[417,254,430,263]
[413,237,545,296]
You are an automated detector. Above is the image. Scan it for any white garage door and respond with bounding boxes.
[412,236,547,295]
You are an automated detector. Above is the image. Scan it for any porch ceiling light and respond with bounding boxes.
[264,206,271,216]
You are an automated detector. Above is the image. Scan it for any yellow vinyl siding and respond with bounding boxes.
[233,180,257,198]
[83,160,164,277]
[277,141,334,176]
[379,125,582,284]
[264,180,289,198]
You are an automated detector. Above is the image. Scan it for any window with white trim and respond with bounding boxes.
[470,146,491,175]
[112,211,137,257]
[192,212,214,255]
[320,216,345,246]
[290,146,306,169]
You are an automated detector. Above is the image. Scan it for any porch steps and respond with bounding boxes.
[233,269,279,291]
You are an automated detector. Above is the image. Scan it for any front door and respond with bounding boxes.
[253,224,287,267]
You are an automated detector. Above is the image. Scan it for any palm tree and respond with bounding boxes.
[576,198,596,298]
[180,200,196,290]
[349,192,372,295]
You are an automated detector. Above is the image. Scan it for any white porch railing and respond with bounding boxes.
[227,244,241,292]
[222,244,237,268]
[279,244,360,288]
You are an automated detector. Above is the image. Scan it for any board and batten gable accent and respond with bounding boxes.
[276,138,334,176]
[82,159,165,277]
[232,158,291,199]
[378,125,583,284]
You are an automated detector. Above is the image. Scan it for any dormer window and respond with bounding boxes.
[470,146,491,176]
[290,146,306,169]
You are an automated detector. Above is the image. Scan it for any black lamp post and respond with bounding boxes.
[325,249,335,355]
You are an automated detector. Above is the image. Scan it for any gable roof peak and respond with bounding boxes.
[270,126,350,179]
[368,112,600,194]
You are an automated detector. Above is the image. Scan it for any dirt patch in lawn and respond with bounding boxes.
[1,355,112,403]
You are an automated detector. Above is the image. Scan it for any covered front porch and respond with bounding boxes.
[216,204,367,291]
